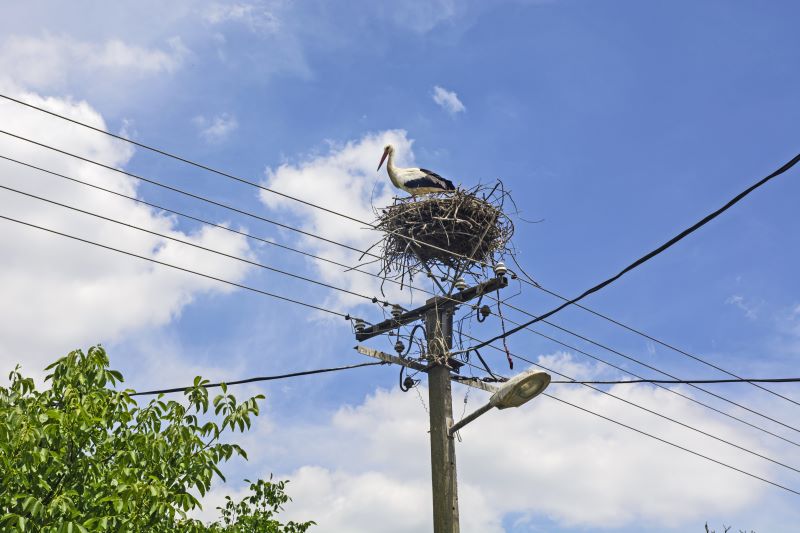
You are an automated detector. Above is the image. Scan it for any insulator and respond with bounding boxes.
[454,277,467,291]
[494,261,507,276]
[479,305,491,318]
[403,376,415,389]
[354,319,366,333]
[394,340,405,354]
[391,304,402,319]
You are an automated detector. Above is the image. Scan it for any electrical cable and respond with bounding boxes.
[3,97,799,406]
[7,97,798,492]
[457,329,800,449]
[472,349,499,380]
[468,341,800,475]
[131,361,385,396]
[4,141,787,426]
[16,158,793,448]
[2,104,797,448]
[0,183,393,306]
[541,393,800,497]
[0,130,487,303]
[0,214,353,319]
[0,150,792,444]
[528,283,800,407]
[552,377,800,385]
[456,150,800,353]
[0,126,499,278]
[0,130,376,259]
[484,303,800,435]
[447,354,800,491]
[0,154,427,298]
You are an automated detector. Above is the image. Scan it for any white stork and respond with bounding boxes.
[377,144,456,195]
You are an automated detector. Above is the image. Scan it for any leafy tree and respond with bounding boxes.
[205,477,313,532]
[0,346,313,532]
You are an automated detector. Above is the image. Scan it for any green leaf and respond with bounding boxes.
[0,346,311,531]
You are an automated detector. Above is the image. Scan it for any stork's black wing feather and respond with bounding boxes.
[404,176,448,190]
[419,168,456,190]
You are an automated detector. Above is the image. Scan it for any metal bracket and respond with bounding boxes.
[355,345,499,393]
[355,276,508,341]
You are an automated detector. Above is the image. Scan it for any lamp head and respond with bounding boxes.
[489,370,551,410]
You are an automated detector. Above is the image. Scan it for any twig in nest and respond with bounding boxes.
[372,184,515,284]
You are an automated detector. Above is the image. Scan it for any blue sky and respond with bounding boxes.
[1,1,799,531]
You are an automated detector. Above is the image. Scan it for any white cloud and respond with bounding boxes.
[204,2,281,34]
[376,0,459,33]
[0,34,189,93]
[433,85,466,115]
[193,113,239,143]
[196,354,794,531]
[260,130,424,312]
[0,88,254,376]
[726,295,759,320]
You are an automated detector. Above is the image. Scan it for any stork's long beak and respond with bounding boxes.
[377,148,389,172]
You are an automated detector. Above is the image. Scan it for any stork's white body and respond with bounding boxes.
[378,144,456,195]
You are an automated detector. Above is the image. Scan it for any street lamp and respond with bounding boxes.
[448,370,551,436]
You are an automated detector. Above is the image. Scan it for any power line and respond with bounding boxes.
[7,102,799,450]
[3,97,798,412]
[0,124,498,277]
[0,94,370,228]
[0,130,376,259]
[0,214,353,319]
[4,197,795,493]
[131,361,385,396]
[458,150,800,353]
[0,141,793,442]
[7,152,792,443]
[0,182,392,306]
[487,304,800,435]
[461,343,800,475]
[6,95,797,496]
[450,349,800,489]
[0,153,426,297]
[1,129,464,300]
[456,328,800,448]
[8,126,792,424]
[529,283,800,407]
[541,393,800,497]
[552,377,800,385]
[13,150,793,452]
[453,360,800,494]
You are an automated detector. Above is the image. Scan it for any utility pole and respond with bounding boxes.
[354,275,507,533]
[426,300,459,533]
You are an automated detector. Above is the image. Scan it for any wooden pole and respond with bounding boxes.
[426,300,459,533]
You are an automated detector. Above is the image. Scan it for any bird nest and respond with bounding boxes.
[371,183,515,286]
